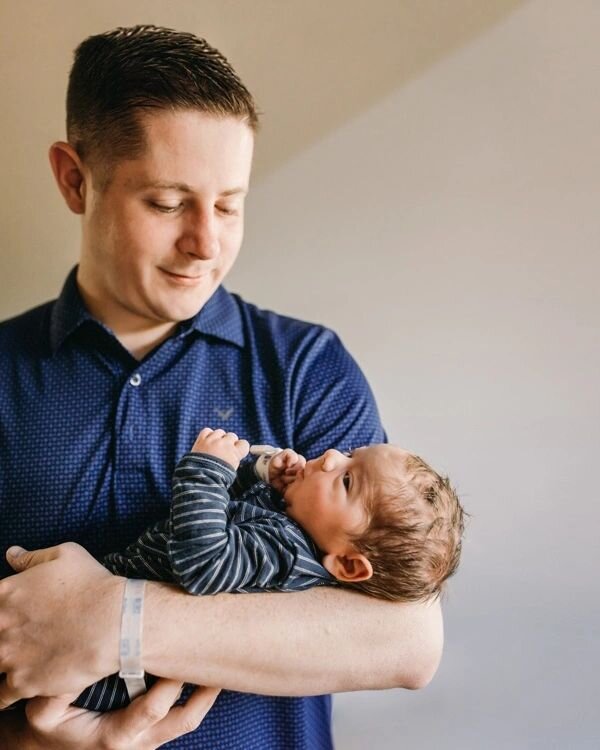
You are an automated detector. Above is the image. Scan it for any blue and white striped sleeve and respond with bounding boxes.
[167,453,307,594]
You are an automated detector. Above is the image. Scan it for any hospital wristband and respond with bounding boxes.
[118,578,147,701]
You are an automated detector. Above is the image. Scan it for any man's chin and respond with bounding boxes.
[154,293,215,322]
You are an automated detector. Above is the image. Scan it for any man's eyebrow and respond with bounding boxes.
[135,180,247,196]
[220,187,247,197]
[140,181,193,192]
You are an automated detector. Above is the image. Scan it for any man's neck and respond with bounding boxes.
[117,324,177,361]
[76,277,177,361]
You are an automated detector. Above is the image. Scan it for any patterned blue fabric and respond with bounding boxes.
[0,266,385,749]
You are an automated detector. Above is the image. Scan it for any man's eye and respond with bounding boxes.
[149,202,182,213]
[343,473,351,490]
[216,205,237,216]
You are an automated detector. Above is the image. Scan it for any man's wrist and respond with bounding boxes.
[140,581,174,676]
[96,575,129,678]
[140,580,210,681]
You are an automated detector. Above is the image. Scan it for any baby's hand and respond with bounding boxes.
[191,428,250,470]
[268,449,306,494]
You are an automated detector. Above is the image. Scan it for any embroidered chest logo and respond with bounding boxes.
[214,407,234,421]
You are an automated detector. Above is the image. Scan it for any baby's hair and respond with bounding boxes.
[348,452,465,602]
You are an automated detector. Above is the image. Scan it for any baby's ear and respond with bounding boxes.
[322,552,373,582]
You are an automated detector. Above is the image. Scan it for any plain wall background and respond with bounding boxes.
[2,2,599,748]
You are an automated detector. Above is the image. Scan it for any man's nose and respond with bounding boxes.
[177,208,220,260]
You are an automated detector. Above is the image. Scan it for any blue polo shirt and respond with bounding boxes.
[0,267,385,749]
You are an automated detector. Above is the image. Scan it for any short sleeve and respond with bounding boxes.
[289,328,386,458]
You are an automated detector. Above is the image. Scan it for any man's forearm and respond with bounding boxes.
[143,584,443,695]
[0,543,442,707]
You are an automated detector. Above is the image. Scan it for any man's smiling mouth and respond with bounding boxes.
[159,268,211,285]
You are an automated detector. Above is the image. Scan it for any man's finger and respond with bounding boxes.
[25,694,77,732]
[149,686,221,745]
[113,678,185,742]
[5,544,62,573]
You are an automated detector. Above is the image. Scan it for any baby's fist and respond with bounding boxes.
[268,449,306,493]
[192,428,250,470]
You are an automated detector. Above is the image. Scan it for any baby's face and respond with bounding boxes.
[283,444,409,554]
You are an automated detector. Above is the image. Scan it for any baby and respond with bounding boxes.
[75,427,464,711]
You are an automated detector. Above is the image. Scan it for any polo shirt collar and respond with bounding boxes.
[180,285,245,347]
[49,266,94,353]
[49,266,245,353]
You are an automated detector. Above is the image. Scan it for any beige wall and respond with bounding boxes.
[233,2,600,747]
[0,0,522,319]
[2,2,599,748]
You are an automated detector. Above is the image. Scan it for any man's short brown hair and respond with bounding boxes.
[349,452,465,602]
[66,25,259,187]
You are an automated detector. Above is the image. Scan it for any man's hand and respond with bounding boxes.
[191,428,250,470]
[0,542,123,707]
[6,679,219,749]
[267,449,306,494]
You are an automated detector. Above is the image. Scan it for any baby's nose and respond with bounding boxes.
[321,449,341,471]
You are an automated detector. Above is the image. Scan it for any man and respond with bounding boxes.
[0,25,442,749]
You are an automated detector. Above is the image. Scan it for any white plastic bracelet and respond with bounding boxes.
[250,444,282,482]
[118,578,147,701]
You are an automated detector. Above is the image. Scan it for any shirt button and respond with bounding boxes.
[129,373,142,387]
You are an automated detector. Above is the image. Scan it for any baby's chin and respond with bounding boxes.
[283,471,303,500]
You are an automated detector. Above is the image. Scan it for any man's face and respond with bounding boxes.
[79,110,254,327]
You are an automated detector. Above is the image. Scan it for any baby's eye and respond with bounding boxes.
[343,473,351,490]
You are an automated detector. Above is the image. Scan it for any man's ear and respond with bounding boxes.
[322,552,373,583]
[48,141,87,214]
